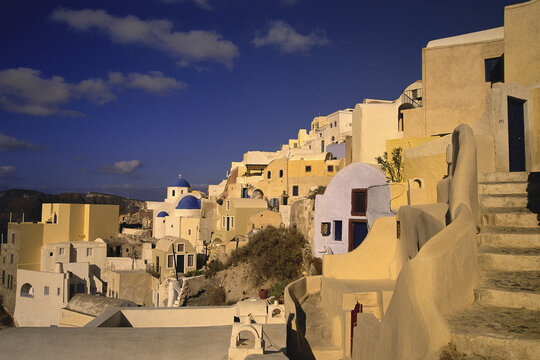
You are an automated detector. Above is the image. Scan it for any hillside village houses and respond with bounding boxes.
[0,203,118,325]
[286,1,540,359]
[1,1,538,359]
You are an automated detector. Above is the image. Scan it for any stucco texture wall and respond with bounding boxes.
[504,0,540,88]
[322,217,402,280]
[423,39,504,136]
[403,107,425,138]
[313,163,387,256]
[354,124,479,359]
[14,269,66,327]
[289,198,315,249]
[109,271,152,306]
[17,223,44,271]
[352,102,404,164]
[247,210,283,232]
[59,309,95,327]
[386,136,446,205]
[85,205,119,242]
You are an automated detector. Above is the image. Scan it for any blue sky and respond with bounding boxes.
[0,0,520,200]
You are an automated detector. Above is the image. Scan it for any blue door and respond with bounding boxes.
[349,220,368,251]
[507,97,526,172]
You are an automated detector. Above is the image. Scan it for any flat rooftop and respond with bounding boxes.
[0,324,287,360]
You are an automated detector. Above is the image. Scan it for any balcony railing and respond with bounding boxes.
[146,263,161,278]
[401,89,422,108]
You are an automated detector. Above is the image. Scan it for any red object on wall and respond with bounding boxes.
[350,302,362,355]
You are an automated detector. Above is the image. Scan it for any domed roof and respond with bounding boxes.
[170,177,190,188]
[176,195,201,210]
[170,174,190,188]
[156,211,169,218]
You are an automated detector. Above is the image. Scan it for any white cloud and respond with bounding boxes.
[74,78,116,105]
[51,8,239,68]
[100,160,141,174]
[0,68,80,116]
[0,166,16,178]
[160,0,214,11]
[253,20,329,53]
[0,132,40,151]
[0,67,183,116]
[108,71,186,93]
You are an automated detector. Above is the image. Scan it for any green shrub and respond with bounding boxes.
[307,186,326,200]
[270,280,289,299]
[306,256,322,275]
[231,227,306,284]
[184,269,204,278]
[205,259,225,279]
[376,147,404,182]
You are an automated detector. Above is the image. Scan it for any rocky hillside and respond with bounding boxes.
[0,188,147,237]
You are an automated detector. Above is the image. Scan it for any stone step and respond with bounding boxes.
[478,247,540,271]
[478,172,529,183]
[479,182,528,195]
[311,346,343,360]
[476,288,540,310]
[481,209,539,228]
[479,227,540,248]
[476,270,540,310]
[480,194,529,208]
[448,305,540,360]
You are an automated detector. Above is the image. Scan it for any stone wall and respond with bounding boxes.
[289,198,314,247]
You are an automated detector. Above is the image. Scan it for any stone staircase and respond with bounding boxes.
[448,172,540,359]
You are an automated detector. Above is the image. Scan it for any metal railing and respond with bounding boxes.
[146,263,161,278]
[400,89,422,108]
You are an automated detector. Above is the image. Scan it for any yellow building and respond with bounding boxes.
[383,0,540,205]
[0,203,119,314]
[151,237,197,281]
[251,153,343,205]
[351,81,423,165]
[210,198,268,257]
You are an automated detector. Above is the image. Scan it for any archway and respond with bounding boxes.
[20,283,34,298]
[398,103,414,132]
[252,189,264,199]
[236,329,256,348]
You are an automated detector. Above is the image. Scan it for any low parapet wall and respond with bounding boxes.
[87,305,237,328]
[353,124,479,359]
[284,275,321,359]
[322,216,401,281]
[358,205,477,359]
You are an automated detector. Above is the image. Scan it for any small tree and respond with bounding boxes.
[307,186,326,200]
[376,147,404,182]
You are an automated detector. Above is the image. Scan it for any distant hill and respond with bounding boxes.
[0,188,147,238]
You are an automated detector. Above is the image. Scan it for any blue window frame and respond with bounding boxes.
[334,220,342,241]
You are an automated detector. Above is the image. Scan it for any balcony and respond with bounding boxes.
[146,263,161,278]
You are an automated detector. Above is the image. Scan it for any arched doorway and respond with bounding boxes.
[20,283,34,298]
[398,103,414,132]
